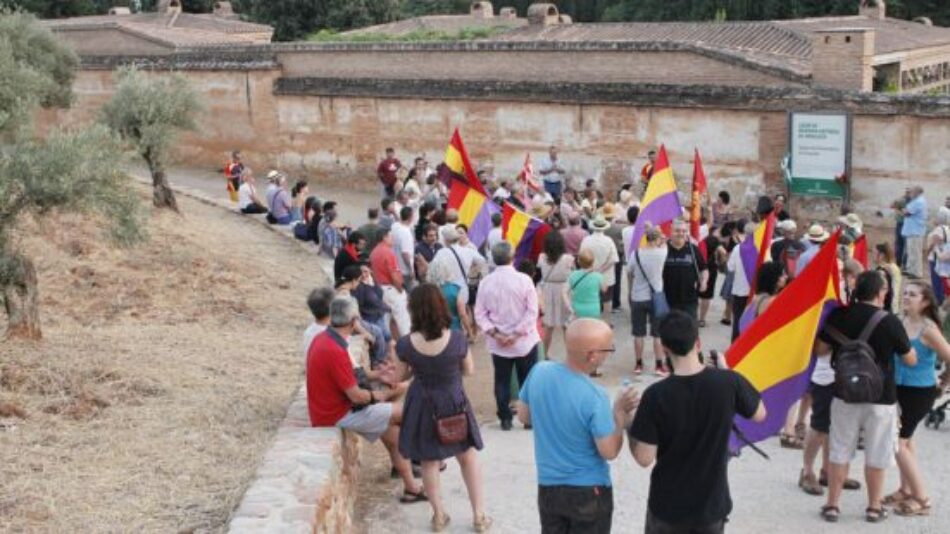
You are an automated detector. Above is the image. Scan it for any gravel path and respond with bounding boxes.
[153,166,950,534]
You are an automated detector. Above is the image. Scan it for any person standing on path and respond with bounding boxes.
[370,228,411,338]
[629,311,765,534]
[392,206,417,291]
[518,318,640,534]
[538,145,567,203]
[816,271,916,523]
[630,227,669,376]
[580,216,620,319]
[662,219,708,321]
[901,186,928,278]
[394,284,491,532]
[475,241,540,431]
[377,147,402,198]
[538,231,574,355]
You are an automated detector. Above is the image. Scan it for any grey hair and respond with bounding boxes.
[937,206,950,226]
[329,296,360,327]
[426,257,454,285]
[491,241,513,266]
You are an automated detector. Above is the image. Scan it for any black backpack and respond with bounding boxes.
[825,310,888,404]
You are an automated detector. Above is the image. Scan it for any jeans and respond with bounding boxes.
[543,180,563,203]
[492,344,538,421]
[645,511,725,534]
[359,319,388,366]
[538,485,613,534]
[612,263,623,310]
[929,259,946,305]
[730,295,748,341]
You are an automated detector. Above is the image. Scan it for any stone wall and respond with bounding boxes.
[35,52,950,236]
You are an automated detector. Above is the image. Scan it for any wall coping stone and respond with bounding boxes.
[273,77,950,117]
[80,52,279,71]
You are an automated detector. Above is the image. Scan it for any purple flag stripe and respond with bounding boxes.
[468,201,499,248]
[626,191,681,259]
[739,234,759,287]
[514,218,543,266]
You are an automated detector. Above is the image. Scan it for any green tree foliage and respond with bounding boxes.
[100,67,202,212]
[231,0,402,41]
[0,11,143,339]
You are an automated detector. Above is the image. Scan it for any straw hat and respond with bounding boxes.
[529,195,554,219]
[602,202,618,220]
[806,223,830,243]
[777,219,797,233]
[837,213,863,233]
[590,215,611,231]
[265,169,283,182]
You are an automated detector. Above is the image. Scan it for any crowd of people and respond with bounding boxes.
[227,145,950,532]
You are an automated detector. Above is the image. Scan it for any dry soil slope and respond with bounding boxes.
[0,189,325,532]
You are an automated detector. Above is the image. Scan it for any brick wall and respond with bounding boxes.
[811,29,875,92]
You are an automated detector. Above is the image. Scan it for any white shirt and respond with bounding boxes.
[486,227,504,268]
[238,182,255,210]
[391,222,416,276]
[493,187,511,203]
[630,246,667,302]
[580,232,620,287]
[811,355,835,386]
[301,322,328,364]
[432,244,486,302]
[726,246,750,297]
[538,156,565,184]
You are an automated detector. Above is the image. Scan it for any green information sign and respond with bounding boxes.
[787,112,851,199]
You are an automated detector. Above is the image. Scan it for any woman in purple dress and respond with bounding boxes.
[395,284,491,532]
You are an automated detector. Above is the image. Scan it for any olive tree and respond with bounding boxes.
[100,67,201,212]
[0,11,143,339]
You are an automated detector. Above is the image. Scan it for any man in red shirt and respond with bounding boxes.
[640,149,657,187]
[370,228,411,337]
[307,296,425,502]
[377,147,402,198]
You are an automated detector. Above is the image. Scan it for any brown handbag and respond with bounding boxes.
[423,385,469,445]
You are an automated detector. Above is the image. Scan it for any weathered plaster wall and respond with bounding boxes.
[36,63,950,235]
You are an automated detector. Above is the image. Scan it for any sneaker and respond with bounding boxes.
[655,363,669,377]
[611,308,623,314]
[500,419,513,431]
[634,361,643,375]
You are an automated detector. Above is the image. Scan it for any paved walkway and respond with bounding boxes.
[152,166,950,534]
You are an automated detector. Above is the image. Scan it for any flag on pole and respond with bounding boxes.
[851,234,869,269]
[447,178,500,248]
[739,214,777,296]
[689,148,708,243]
[727,232,842,454]
[518,153,540,207]
[625,144,682,259]
[502,202,552,266]
[436,128,488,196]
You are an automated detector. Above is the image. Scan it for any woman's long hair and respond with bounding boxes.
[409,283,452,341]
[904,280,941,326]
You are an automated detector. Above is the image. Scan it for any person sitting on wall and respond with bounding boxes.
[237,168,267,215]
[306,296,426,503]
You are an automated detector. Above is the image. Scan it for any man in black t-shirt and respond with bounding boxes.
[815,270,915,523]
[629,311,765,533]
[662,220,708,320]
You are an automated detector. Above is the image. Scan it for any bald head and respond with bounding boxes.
[565,319,614,370]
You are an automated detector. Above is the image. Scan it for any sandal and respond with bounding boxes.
[894,497,931,517]
[794,422,807,441]
[430,512,451,532]
[819,473,861,490]
[400,488,428,504]
[865,507,888,523]
[698,320,707,328]
[473,513,493,532]
[798,470,823,496]
[780,433,804,450]
[882,490,911,506]
[820,505,840,523]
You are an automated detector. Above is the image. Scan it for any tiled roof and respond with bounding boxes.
[775,16,950,55]
[342,14,526,36]
[43,12,273,48]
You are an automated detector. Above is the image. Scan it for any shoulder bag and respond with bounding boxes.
[635,250,670,319]
[448,246,479,306]
[420,381,469,445]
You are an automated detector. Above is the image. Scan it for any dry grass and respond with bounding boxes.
[0,189,323,533]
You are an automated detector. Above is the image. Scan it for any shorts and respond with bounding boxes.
[631,299,660,338]
[828,398,897,470]
[809,382,834,434]
[897,385,939,439]
[381,285,410,337]
[336,402,393,442]
[698,268,718,300]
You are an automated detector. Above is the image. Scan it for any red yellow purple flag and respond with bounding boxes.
[437,128,488,197]
[626,145,682,259]
[689,148,707,243]
[447,178,499,248]
[502,202,551,266]
[727,231,842,453]
[851,234,869,269]
[739,214,777,296]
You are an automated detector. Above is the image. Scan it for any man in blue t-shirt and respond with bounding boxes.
[518,318,639,533]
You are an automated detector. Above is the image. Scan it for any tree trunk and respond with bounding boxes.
[3,253,42,340]
[147,153,179,212]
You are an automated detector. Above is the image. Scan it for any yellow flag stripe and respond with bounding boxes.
[458,189,485,227]
[641,167,676,206]
[444,144,465,174]
[505,210,530,247]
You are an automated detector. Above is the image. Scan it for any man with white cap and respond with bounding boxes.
[771,219,806,278]
[795,223,830,277]
[838,213,863,244]
[429,225,487,305]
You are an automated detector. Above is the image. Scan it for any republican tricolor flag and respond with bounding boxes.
[850,234,869,269]
[727,231,842,454]
[437,128,488,197]
[625,144,682,260]
[689,148,707,243]
[502,202,551,266]
[447,178,500,248]
[739,214,777,296]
